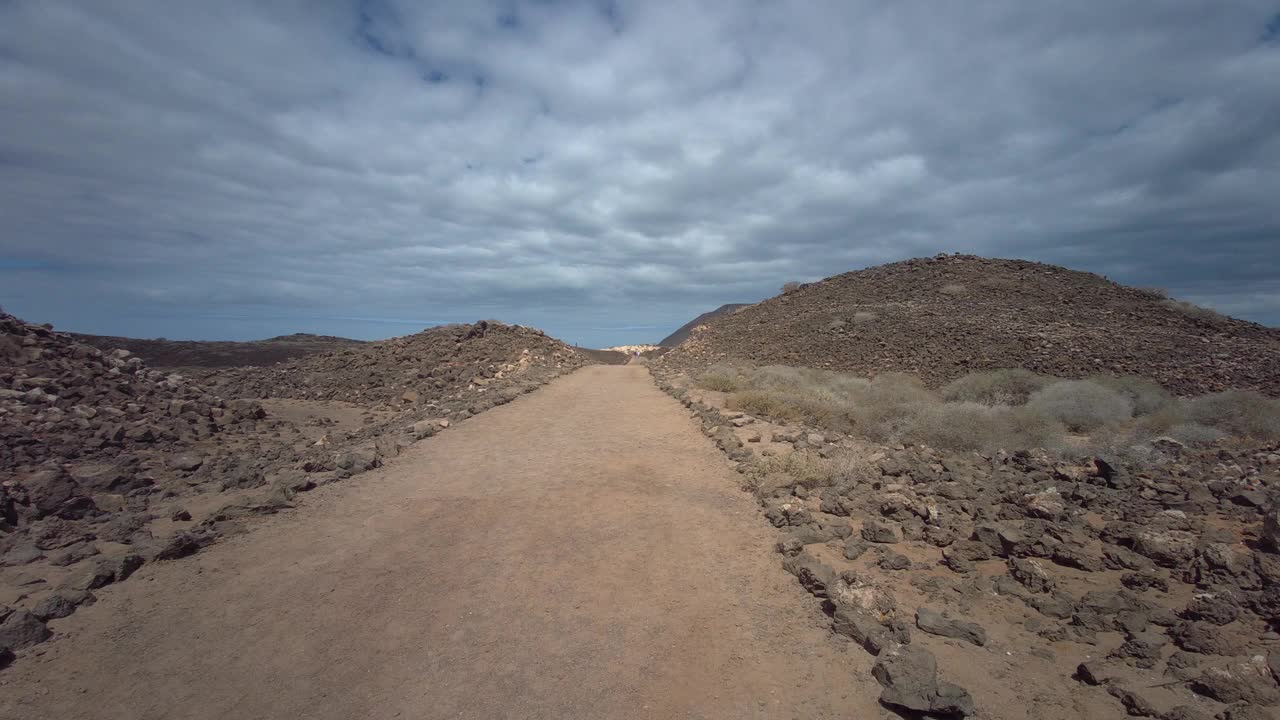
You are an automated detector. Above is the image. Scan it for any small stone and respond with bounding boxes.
[169,453,204,471]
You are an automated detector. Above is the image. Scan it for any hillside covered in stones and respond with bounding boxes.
[71,332,365,369]
[659,303,750,347]
[661,255,1280,396]
[193,320,586,409]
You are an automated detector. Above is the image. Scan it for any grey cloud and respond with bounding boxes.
[1,0,1278,348]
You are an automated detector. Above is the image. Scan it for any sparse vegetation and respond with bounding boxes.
[698,362,1280,452]
[1184,389,1280,440]
[1161,297,1228,322]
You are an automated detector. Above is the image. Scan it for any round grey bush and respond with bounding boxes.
[942,369,1051,406]
[1186,390,1280,440]
[1026,380,1134,432]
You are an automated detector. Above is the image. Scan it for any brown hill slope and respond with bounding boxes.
[70,333,364,369]
[659,303,750,346]
[659,255,1280,395]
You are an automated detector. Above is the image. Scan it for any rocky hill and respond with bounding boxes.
[195,320,587,409]
[1,313,589,655]
[71,332,364,369]
[659,303,750,347]
[659,255,1280,396]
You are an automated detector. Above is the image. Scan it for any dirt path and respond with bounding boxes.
[1,365,881,720]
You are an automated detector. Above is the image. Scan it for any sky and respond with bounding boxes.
[1,1,1278,348]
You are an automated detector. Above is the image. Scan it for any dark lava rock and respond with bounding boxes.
[155,531,216,561]
[872,642,974,717]
[1107,683,1159,717]
[1009,557,1055,593]
[1184,593,1242,626]
[1174,621,1245,656]
[782,549,838,599]
[943,541,993,573]
[1263,502,1280,554]
[843,537,870,560]
[72,553,144,591]
[32,589,95,620]
[861,519,902,544]
[0,609,51,650]
[1190,656,1280,705]
[878,550,912,571]
[916,607,987,646]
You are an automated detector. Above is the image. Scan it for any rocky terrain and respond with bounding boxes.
[0,313,588,666]
[659,255,1280,396]
[71,332,365,369]
[653,370,1280,719]
[659,302,750,347]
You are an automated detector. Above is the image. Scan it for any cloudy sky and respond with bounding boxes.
[2,1,1278,347]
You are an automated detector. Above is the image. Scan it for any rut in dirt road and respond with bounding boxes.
[1,365,881,720]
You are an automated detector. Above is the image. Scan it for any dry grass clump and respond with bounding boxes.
[746,450,835,491]
[941,369,1052,405]
[746,448,876,492]
[1026,380,1134,432]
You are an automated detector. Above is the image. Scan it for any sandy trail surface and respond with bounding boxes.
[1,365,880,720]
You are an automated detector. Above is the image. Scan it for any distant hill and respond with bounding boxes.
[658,255,1280,396]
[70,333,366,369]
[659,303,750,347]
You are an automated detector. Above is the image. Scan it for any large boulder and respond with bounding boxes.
[20,468,97,520]
[872,643,974,717]
[0,609,51,650]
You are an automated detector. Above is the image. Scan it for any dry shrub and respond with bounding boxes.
[825,449,878,485]
[1026,380,1134,432]
[1161,298,1228,323]
[906,402,1063,453]
[1164,423,1227,446]
[1185,390,1280,440]
[752,450,835,488]
[1088,375,1174,416]
[942,369,1052,406]
[696,364,744,392]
